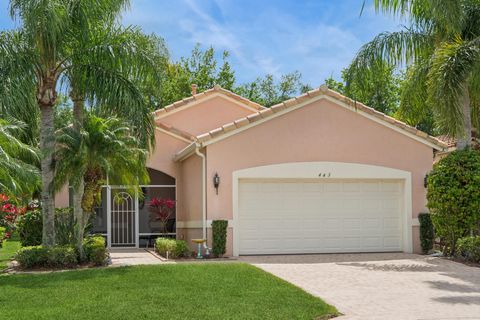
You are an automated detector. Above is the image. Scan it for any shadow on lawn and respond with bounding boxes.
[1,265,136,288]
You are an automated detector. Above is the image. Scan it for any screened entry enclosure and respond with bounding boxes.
[90,169,176,248]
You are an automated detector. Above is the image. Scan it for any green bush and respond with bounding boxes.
[155,238,190,258]
[427,150,480,255]
[15,246,49,269]
[212,220,228,257]
[83,235,107,266]
[47,246,78,268]
[418,213,434,254]
[0,226,5,248]
[17,208,77,247]
[457,236,480,263]
[17,209,43,246]
[15,245,78,269]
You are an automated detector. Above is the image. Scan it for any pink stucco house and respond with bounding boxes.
[56,85,447,256]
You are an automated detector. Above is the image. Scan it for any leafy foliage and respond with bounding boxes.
[83,235,107,266]
[17,209,43,247]
[457,236,480,262]
[0,119,40,196]
[427,150,480,255]
[418,213,434,254]
[55,208,75,246]
[211,220,228,257]
[325,61,402,116]
[15,245,78,269]
[354,0,480,143]
[0,226,5,248]
[155,237,190,259]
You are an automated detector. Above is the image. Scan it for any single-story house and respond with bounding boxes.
[55,85,447,256]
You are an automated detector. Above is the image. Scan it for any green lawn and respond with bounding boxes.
[0,236,21,270]
[0,263,338,320]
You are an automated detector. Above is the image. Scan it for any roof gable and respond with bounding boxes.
[154,85,264,120]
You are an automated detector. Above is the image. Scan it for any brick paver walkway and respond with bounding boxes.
[242,253,480,320]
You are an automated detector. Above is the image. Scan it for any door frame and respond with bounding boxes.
[232,162,413,257]
[106,184,177,249]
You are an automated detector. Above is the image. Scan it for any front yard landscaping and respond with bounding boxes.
[0,263,338,320]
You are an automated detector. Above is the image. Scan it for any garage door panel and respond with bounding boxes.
[238,179,403,254]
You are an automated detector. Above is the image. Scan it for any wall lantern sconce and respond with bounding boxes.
[213,173,220,195]
[424,174,429,188]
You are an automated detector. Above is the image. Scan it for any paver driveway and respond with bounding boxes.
[241,253,480,320]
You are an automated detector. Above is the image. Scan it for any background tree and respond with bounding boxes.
[351,0,480,149]
[325,62,402,116]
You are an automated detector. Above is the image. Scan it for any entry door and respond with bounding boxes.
[238,179,403,255]
[109,189,138,247]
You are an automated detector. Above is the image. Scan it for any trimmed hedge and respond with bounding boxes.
[418,213,434,254]
[212,220,228,257]
[83,235,107,266]
[457,236,480,263]
[155,238,190,258]
[15,246,78,269]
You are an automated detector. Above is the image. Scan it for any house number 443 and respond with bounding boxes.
[318,172,331,177]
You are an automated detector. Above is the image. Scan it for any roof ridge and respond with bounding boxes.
[153,85,265,118]
[193,85,447,149]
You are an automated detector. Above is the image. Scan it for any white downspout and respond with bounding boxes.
[194,143,207,240]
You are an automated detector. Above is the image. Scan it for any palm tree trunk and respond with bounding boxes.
[38,79,57,247]
[72,96,86,259]
[457,85,472,150]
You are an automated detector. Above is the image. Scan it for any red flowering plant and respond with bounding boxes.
[148,197,176,234]
[0,194,19,238]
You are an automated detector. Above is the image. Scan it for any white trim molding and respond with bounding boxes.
[232,162,414,257]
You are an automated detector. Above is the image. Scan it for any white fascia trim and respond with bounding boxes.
[232,162,413,257]
[154,93,260,120]
[155,127,192,143]
[202,94,443,151]
[173,142,197,162]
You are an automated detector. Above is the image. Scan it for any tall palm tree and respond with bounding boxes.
[0,118,39,196]
[351,0,480,149]
[56,114,149,258]
[1,0,162,246]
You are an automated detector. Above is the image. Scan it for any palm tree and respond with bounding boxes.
[0,118,39,196]
[56,114,149,259]
[1,0,162,246]
[350,0,480,149]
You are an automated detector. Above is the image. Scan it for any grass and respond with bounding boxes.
[0,235,21,270]
[0,263,338,320]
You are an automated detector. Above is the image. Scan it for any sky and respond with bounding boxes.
[0,0,403,87]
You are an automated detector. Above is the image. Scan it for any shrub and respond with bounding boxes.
[457,236,480,263]
[83,235,107,266]
[17,209,43,246]
[155,238,190,258]
[418,213,434,254]
[427,150,480,255]
[15,246,49,269]
[212,220,228,257]
[15,245,78,269]
[47,246,78,268]
[17,208,77,247]
[0,226,5,247]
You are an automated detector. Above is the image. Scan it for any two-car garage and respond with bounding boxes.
[238,179,403,255]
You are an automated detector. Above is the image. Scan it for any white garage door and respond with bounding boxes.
[238,179,403,254]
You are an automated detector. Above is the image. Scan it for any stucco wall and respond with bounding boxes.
[158,96,257,136]
[176,152,203,225]
[205,98,434,254]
